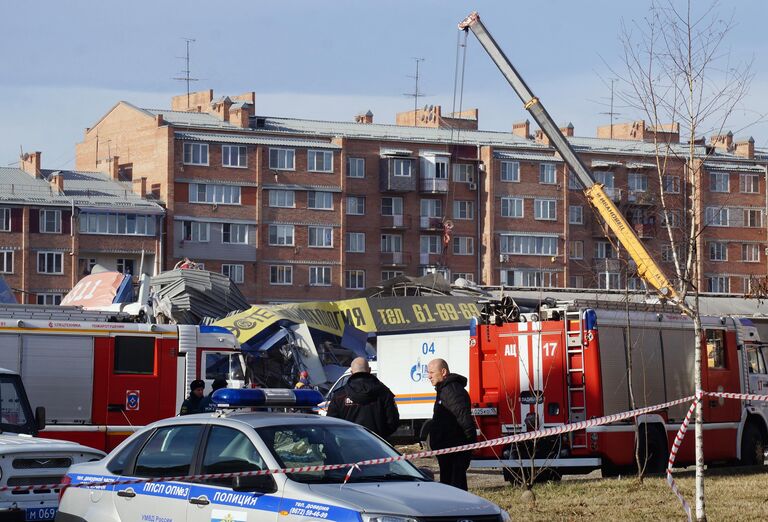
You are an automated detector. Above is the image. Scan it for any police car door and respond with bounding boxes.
[186,425,279,522]
[114,424,202,521]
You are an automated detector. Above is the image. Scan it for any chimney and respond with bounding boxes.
[512,120,530,139]
[109,156,120,181]
[534,129,550,146]
[133,177,148,197]
[561,123,574,137]
[50,172,64,192]
[355,110,374,124]
[734,137,755,159]
[20,151,42,178]
[710,131,734,152]
[211,97,233,122]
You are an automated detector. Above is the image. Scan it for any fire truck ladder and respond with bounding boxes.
[0,303,131,322]
[565,309,588,449]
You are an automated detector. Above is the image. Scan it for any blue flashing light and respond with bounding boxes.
[212,388,323,408]
[199,325,233,335]
[584,309,598,331]
[469,317,477,338]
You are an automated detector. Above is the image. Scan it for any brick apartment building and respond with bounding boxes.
[73,89,767,303]
[0,152,163,304]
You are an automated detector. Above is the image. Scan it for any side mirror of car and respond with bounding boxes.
[418,467,435,481]
[232,474,277,494]
[35,407,46,432]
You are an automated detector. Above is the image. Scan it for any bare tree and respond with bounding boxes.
[613,1,754,519]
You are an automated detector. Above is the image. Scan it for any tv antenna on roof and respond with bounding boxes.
[173,38,199,109]
[403,57,428,126]
[598,78,621,139]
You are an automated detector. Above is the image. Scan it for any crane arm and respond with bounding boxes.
[459,12,677,299]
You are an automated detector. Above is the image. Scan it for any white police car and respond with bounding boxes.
[56,389,510,522]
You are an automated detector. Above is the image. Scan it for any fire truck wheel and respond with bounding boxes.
[638,425,668,474]
[739,422,765,466]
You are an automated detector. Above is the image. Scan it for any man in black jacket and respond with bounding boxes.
[179,379,205,415]
[327,357,400,439]
[427,358,476,490]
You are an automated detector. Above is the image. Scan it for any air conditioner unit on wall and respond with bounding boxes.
[468,182,478,190]
[499,254,510,263]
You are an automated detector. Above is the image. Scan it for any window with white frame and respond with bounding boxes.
[0,208,9,232]
[740,173,759,193]
[569,275,584,288]
[40,209,61,233]
[501,269,558,288]
[307,191,333,210]
[660,209,681,228]
[381,197,403,216]
[539,164,557,184]
[663,175,681,193]
[594,171,615,188]
[80,213,156,236]
[453,164,474,182]
[421,199,443,218]
[742,244,760,262]
[269,148,295,170]
[308,226,333,248]
[268,189,295,208]
[182,221,209,242]
[454,272,474,282]
[36,293,63,305]
[346,232,365,253]
[117,258,134,274]
[346,196,365,215]
[0,250,12,273]
[453,236,474,255]
[705,207,729,227]
[534,199,556,220]
[189,183,241,205]
[222,145,247,168]
[594,241,617,259]
[183,143,209,165]
[309,266,332,286]
[37,251,63,274]
[269,265,293,285]
[345,270,365,290]
[500,197,523,218]
[501,161,520,182]
[347,157,365,178]
[661,244,682,263]
[453,201,474,220]
[420,235,441,254]
[381,270,403,281]
[743,276,754,293]
[222,264,245,284]
[709,172,730,193]
[421,155,449,180]
[628,172,648,192]
[381,234,402,253]
[707,275,730,293]
[598,272,621,290]
[568,205,583,224]
[743,209,762,228]
[308,150,333,172]
[499,235,558,256]
[568,171,583,190]
[222,223,248,244]
[268,224,294,246]
[627,277,647,291]
[569,240,583,260]
[709,242,727,261]
[392,159,412,177]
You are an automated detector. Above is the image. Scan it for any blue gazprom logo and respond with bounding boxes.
[410,360,428,382]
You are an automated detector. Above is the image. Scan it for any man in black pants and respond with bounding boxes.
[427,358,476,490]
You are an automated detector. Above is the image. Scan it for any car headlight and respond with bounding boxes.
[361,515,417,522]
[500,509,512,522]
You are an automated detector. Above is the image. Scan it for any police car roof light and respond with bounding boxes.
[212,388,323,409]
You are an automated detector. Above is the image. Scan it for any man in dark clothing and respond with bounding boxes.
[201,378,229,412]
[427,358,476,491]
[179,379,205,415]
[327,357,400,439]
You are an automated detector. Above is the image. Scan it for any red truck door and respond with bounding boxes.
[702,328,741,459]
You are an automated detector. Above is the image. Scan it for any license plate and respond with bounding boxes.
[26,507,57,521]
[471,407,497,416]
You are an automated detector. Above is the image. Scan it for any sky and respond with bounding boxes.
[2,1,768,170]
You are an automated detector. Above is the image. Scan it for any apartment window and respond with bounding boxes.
[743,277,755,294]
[453,236,474,255]
[268,148,295,170]
[381,197,403,216]
[594,241,617,259]
[309,266,332,286]
[453,201,474,220]
[660,209,681,228]
[40,209,61,233]
[308,226,333,248]
[381,234,402,253]
[663,175,681,194]
[709,242,727,261]
[740,173,760,194]
[594,171,615,188]
[743,209,762,228]
[705,207,729,227]
[81,258,97,274]
[453,164,474,182]
[268,189,295,208]
[346,196,365,215]
[222,223,248,244]
[709,172,730,193]
[534,199,557,221]
[501,197,523,218]
[569,205,583,225]
[269,265,293,285]
[569,240,584,260]
[347,157,365,178]
[707,276,730,293]
[627,277,647,290]
[182,221,209,242]
[308,150,333,172]
[268,224,294,246]
[117,258,135,274]
[499,235,558,256]
[0,208,9,232]
[222,264,244,284]
[221,145,247,168]
[568,171,583,190]
[421,199,443,218]
[628,173,648,192]
[422,156,449,180]
[36,293,63,305]
[598,272,621,290]
[501,269,558,288]
[381,270,403,281]
[307,191,333,210]
[189,184,241,205]
[539,164,557,184]
[501,161,520,182]
[183,143,209,165]
[420,235,441,254]
[346,232,365,253]
[0,250,12,273]
[80,213,156,236]
[569,275,584,288]
[37,252,63,274]
[454,272,475,282]
[345,270,365,290]
[661,244,682,263]
[392,159,412,177]
[743,244,760,263]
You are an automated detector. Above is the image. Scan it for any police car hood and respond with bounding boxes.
[0,433,104,457]
[308,481,499,517]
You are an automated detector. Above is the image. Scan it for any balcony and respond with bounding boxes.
[379,159,417,192]
[420,177,449,194]
[627,190,657,206]
[420,216,445,231]
[419,253,443,265]
[592,258,623,272]
[381,252,410,267]
[602,187,623,202]
[381,214,411,230]
[633,223,656,239]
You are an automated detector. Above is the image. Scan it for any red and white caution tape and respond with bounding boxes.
[666,390,701,522]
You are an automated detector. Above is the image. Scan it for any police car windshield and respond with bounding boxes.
[256,424,425,484]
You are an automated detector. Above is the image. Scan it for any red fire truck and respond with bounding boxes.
[0,304,243,452]
[468,297,768,477]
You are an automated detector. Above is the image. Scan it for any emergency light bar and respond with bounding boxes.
[211,388,323,409]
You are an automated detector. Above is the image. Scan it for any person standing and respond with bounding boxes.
[327,357,400,439]
[201,378,229,412]
[427,358,476,490]
[179,379,205,415]
[294,370,310,389]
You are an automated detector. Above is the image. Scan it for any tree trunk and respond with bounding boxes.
[693,312,706,521]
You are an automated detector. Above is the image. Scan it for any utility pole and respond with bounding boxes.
[173,38,199,109]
